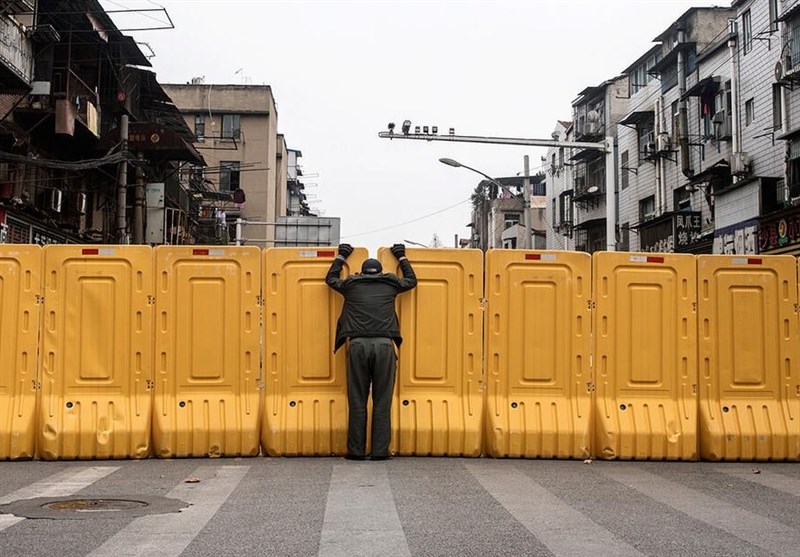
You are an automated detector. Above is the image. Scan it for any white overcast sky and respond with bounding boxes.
[104,0,721,254]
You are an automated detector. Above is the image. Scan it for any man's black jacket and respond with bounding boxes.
[325,256,417,352]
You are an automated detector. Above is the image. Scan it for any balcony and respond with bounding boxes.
[0,15,33,88]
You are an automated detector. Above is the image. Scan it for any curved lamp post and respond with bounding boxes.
[439,157,530,249]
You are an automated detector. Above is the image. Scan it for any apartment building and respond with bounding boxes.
[617,7,736,254]
[544,120,576,251]
[570,75,629,253]
[162,83,284,244]
[0,0,200,246]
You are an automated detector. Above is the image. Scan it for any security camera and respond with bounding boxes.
[388,122,395,132]
[402,120,411,135]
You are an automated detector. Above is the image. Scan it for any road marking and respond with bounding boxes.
[319,462,411,557]
[0,466,120,532]
[599,465,800,556]
[466,463,645,557]
[717,466,800,497]
[87,465,249,557]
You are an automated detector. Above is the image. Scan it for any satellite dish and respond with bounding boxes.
[587,186,599,194]
[775,61,784,82]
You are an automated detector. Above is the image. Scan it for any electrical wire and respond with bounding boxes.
[341,197,471,239]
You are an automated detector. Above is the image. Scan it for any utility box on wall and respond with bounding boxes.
[146,183,165,244]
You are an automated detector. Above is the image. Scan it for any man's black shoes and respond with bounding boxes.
[344,454,365,461]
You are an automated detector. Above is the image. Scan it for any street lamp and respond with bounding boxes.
[439,157,531,249]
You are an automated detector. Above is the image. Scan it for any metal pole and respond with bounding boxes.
[605,136,616,251]
[235,218,243,246]
[133,152,144,244]
[116,95,130,243]
[379,131,605,151]
[522,155,531,250]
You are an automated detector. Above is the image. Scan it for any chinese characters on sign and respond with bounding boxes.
[673,212,702,250]
[641,212,702,253]
[758,213,800,253]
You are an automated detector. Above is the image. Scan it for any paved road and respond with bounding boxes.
[0,458,798,556]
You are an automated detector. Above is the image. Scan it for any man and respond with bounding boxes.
[325,243,417,461]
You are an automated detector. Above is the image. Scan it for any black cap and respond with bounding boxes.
[361,258,382,274]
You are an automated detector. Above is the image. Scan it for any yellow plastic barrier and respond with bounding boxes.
[484,250,592,458]
[0,245,41,460]
[378,247,483,457]
[261,247,368,456]
[593,252,697,460]
[697,255,800,461]
[153,246,261,457]
[39,246,153,460]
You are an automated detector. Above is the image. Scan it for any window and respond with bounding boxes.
[743,10,752,54]
[503,212,520,230]
[773,84,783,130]
[792,17,800,70]
[629,51,661,95]
[559,192,573,226]
[700,85,730,140]
[221,114,241,140]
[621,150,629,190]
[586,157,605,192]
[552,198,558,227]
[674,187,691,212]
[638,123,655,163]
[639,196,655,222]
[745,98,754,126]
[788,138,800,199]
[219,161,240,191]
[194,114,205,140]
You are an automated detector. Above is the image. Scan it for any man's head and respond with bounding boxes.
[361,258,382,275]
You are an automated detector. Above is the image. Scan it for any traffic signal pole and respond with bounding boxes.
[378,130,616,251]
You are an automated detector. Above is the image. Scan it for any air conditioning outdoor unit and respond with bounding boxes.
[731,152,751,177]
[50,189,62,213]
[643,211,656,222]
[76,192,87,214]
[643,142,657,158]
[656,133,671,153]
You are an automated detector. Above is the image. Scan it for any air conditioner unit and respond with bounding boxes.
[656,133,671,153]
[584,121,600,135]
[643,211,656,222]
[50,189,62,213]
[731,152,751,176]
[643,142,657,158]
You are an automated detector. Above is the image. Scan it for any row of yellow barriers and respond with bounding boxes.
[0,245,798,461]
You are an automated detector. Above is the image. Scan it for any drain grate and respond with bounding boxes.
[0,495,187,520]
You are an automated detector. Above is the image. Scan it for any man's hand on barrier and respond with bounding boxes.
[390,243,406,259]
[338,243,354,259]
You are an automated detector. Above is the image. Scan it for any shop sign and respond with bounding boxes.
[758,212,800,252]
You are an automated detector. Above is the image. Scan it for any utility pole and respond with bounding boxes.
[133,152,144,244]
[522,155,531,249]
[116,95,130,244]
[379,128,617,251]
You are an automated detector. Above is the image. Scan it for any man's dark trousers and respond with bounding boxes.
[346,337,397,458]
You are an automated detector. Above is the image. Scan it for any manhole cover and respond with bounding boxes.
[44,499,148,512]
[0,495,187,520]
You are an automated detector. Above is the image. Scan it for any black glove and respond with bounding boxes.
[390,243,406,259]
[338,243,354,259]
